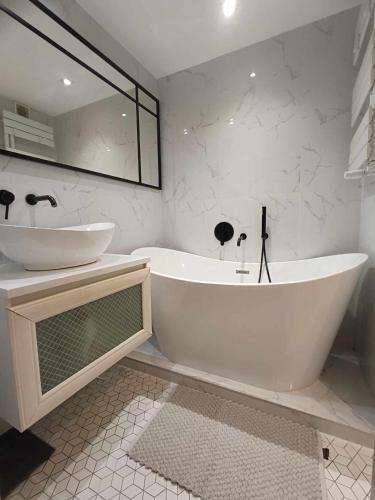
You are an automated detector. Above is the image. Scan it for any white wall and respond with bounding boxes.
[0,0,163,256]
[159,9,360,263]
[358,178,375,394]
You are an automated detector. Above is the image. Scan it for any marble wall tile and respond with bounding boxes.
[0,155,163,255]
[158,9,361,263]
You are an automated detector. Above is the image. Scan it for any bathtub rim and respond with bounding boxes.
[131,247,368,287]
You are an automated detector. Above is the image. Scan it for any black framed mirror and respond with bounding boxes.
[0,0,162,189]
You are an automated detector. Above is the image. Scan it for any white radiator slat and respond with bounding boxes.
[2,110,53,134]
[2,109,55,155]
[4,127,55,149]
[349,109,371,170]
[4,119,54,141]
[350,144,368,172]
[347,5,375,179]
[348,103,375,174]
[352,34,375,127]
[353,0,374,66]
[368,108,375,164]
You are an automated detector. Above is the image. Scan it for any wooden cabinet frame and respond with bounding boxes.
[6,268,151,431]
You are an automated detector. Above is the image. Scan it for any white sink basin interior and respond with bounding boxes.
[0,222,115,270]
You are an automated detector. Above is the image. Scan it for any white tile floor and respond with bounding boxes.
[8,365,373,500]
[321,434,373,500]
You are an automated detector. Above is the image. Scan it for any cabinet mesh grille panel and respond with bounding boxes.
[36,285,143,394]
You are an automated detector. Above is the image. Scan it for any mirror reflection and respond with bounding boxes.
[139,89,157,115]
[0,2,161,187]
[139,109,159,186]
[55,94,138,181]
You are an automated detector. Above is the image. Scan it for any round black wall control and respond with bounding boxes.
[214,222,234,246]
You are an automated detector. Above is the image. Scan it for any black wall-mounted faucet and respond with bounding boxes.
[237,233,247,247]
[26,194,57,207]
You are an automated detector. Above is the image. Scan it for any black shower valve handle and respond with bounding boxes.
[214,221,234,246]
[0,189,15,220]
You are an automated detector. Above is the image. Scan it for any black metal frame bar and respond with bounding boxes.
[135,87,142,184]
[0,1,162,190]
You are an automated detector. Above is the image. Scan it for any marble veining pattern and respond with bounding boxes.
[158,9,361,263]
[7,365,372,500]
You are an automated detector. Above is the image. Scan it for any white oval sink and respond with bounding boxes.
[0,222,115,270]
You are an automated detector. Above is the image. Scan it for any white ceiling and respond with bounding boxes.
[77,0,362,79]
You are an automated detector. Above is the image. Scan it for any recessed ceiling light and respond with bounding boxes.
[106,147,111,152]
[183,128,188,135]
[62,78,72,86]
[122,113,127,117]
[229,118,234,125]
[250,72,256,78]
[222,0,237,18]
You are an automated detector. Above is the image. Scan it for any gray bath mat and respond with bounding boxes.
[129,386,326,500]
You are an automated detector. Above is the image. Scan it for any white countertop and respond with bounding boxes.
[0,254,149,299]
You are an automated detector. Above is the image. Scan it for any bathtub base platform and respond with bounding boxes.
[124,341,375,448]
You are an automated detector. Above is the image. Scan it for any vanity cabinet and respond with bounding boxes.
[0,255,151,431]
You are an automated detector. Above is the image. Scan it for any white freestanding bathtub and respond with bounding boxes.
[132,247,367,391]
